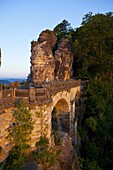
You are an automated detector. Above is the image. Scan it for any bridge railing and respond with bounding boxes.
[0,79,81,110]
[3,89,13,98]
[46,79,81,95]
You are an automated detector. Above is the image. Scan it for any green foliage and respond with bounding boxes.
[36,148,57,167]
[3,146,26,170]
[79,158,102,170]
[36,136,49,147]
[34,136,60,169]
[53,19,73,40]
[54,131,61,146]
[75,12,113,80]
[81,141,100,161]
[78,127,87,141]
[80,79,113,169]
[85,117,97,132]
[10,100,34,148]
[4,100,34,169]
[76,12,113,170]
[36,111,41,118]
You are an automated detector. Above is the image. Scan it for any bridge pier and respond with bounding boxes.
[70,100,77,146]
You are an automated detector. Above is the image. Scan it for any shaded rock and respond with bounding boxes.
[31,41,38,52]
[37,164,44,170]
[54,38,73,80]
[57,133,77,170]
[25,161,38,170]
[48,161,61,170]
[37,161,61,170]
[38,30,57,50]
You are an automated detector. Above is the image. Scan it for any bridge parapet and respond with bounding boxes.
[46,79,81,95]
[0,79,81,112]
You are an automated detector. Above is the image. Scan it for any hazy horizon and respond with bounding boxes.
[0,76,26,79]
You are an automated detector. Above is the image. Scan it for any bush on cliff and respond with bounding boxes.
[34,136,60,169]
[10,100,34,148]
[4,100,34,170]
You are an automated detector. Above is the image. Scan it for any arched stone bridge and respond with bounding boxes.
[0,79,81,162]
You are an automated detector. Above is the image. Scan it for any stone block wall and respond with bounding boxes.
[0,79,81,162]
[0,108,13,162]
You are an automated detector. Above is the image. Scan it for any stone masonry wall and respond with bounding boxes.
[0,79,81,162]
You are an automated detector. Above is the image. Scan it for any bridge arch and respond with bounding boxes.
[48,87,80,144]
[51,98,70,134]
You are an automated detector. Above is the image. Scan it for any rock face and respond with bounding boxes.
[25,161,38,170]
[28,30,73,85]
[28,30,57,85]
[54,38,73,80]
[36,133,78,170]
[57,133,77,170]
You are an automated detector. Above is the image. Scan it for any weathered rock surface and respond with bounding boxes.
[36,133,78,170]
[28,30,74,86]
[57,133,77,170]
[48,161,61,170]
[28,30,57,85]
[25,161,38,170]
[54,38,73,80]
[38,30,57,50]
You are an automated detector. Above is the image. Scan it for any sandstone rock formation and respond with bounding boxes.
[28,30,74,86]
[28,30,57,86]
[57,133,77,170]
[54,38,73,80]
[36,133,79,170]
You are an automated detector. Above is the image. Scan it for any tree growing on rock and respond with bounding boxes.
[4,100,34,170]
[53,19,73,40]
[10,100,34,148]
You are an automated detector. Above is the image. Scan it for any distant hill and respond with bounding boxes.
[0,80,10,85]
[0,78,26,85]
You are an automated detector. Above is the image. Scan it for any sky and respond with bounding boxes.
[0,0,113,78]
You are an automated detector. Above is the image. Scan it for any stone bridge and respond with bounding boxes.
[0,79,81,162]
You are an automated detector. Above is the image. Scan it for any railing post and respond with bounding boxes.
[29,86,35,103]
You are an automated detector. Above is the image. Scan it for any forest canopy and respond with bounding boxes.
[54,12,113,170]
[74,12,113,170]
